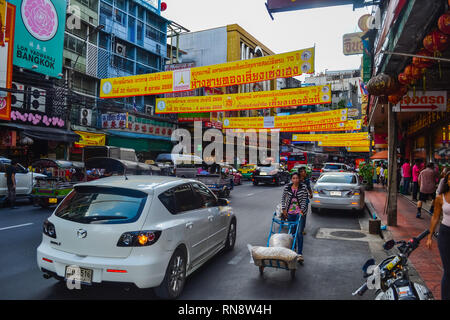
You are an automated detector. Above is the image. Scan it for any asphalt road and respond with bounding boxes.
[0,181,376,300]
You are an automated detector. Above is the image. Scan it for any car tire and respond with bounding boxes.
[290,269,296,279]
[223,219,237,252]
[154,248,187,300]
[311,206,320,214]
[253,180,259,186]
[275,178,280,186]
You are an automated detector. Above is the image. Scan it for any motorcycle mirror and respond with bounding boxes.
[362,258,376,273]
[383,239,396,250]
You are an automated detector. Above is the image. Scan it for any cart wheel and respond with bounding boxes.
[290,269,296,279]
[259,266,264,276]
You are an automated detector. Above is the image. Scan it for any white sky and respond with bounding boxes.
[161,0,373,75]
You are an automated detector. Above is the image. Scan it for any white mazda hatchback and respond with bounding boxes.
[37,175,236,299]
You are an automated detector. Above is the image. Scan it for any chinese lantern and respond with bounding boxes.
[398,72,411,85]
[438,11,450,35]
[161,2,167,11]
[366,73,399,96]
[388,94,401,105]
[423,30,449,54]
[412,49,434,68]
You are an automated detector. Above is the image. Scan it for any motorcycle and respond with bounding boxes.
[353,230,434,300]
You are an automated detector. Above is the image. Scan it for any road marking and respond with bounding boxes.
[247,193,255,196]
[228,250,248,265]
[0,223,34,231]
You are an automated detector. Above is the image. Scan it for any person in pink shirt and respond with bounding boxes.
[412,159,424,201]
[417,163,437,218]
[401,160,412,195]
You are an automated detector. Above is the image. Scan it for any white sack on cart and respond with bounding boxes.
[269,233,293,249]
[251,246,298,263]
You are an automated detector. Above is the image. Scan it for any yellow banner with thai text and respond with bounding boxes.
[100,48,315,99]
[155,85,331,114]
[74,131,106,147]
[292,132,368,142]
[223,109,347,129]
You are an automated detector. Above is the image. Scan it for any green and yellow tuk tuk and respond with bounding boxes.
[32,159,85,208]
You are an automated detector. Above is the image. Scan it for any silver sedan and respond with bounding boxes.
[311,172,365,213]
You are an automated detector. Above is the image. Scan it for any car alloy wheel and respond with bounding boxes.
[168,254,186,296]
[224,220,236,251]
[155,249,186,299]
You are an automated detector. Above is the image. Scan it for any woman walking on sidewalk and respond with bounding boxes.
[281,172,309,263]
[426,171,450,300]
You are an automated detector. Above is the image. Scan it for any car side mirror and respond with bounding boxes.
[383,239,396,250]
[217,198,229,206]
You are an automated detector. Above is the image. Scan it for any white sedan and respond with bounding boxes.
[311,172,365,213]
[37,176,236,299]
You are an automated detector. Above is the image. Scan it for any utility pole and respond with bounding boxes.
[65,24,104,160]
[385,102,398,226]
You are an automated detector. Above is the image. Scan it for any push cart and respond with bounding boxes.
[252,212,301,279]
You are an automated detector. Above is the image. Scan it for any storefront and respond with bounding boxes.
[0,122,80,165]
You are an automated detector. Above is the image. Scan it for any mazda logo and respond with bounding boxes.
[77,229,87,239]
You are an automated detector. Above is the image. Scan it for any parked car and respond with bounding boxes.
[37,176,236,299]
[311,172,365,213]
[321,162,350,174]
[0,159,46,205]
[238,164,257,180]
[252,164,290,186]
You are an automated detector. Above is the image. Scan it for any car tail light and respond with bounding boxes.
[320,169,323,173]
[117,231,161,247]
[43,219,57,239]
[42,258,53,263]
[107,269,127,273]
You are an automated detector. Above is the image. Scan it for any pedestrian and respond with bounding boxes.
[380,164,386,187]
[5,160,18,209]
[281,172,309,263]
[298,166,312,235]
[417,163,437,218]
[376,164,381,184]
[426,171,450,300]
[412,159,423,201]
[402,160,412,195]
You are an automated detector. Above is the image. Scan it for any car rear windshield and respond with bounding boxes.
[324,164,344,170]
[318,175,357,184]
[54,186,148,224]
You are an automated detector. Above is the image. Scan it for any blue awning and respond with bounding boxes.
[106,130,172,141]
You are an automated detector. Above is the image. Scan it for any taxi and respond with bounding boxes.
[238,164,257,180]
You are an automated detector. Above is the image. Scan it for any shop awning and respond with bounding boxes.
[370,150,388,159]
[0,123,80,143]
[106,130,174,152]
[106,130,172,141]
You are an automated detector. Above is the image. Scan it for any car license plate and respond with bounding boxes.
[65,266,93,284]
[330,191,342,196]
[260,172,267,176]
[49,198,58,204]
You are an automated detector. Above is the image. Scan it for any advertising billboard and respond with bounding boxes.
[9,0,66,78]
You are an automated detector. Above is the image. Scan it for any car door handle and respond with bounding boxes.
[185,222,193,229]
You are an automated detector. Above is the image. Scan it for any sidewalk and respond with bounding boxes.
[365,184,443,300]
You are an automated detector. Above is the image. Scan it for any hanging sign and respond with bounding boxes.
[74,131,106,147]
[343,32,364,55]
[393,91,448,112]
[100,48,315,98]
[155,85,331,114]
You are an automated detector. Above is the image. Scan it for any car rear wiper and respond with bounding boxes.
[82,216,128,222]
